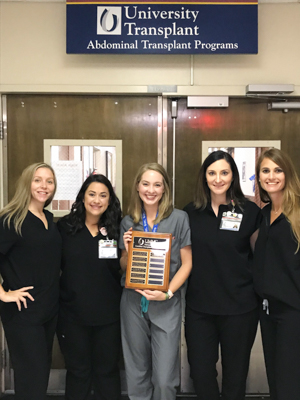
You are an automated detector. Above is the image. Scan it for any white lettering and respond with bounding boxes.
[86,40,139,50]
[125,22,199,39]
[194,40,239,51]
[124,6,199,23]
[141,40,192,52]
[87,41,95,49]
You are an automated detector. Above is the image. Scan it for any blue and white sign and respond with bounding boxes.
[67,0,258,54]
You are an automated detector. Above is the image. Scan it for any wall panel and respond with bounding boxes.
[6,94,158,214]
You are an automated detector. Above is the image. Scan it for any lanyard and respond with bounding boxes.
[142,210,158,233]
[231,199,235,212]
[140,209,159,316]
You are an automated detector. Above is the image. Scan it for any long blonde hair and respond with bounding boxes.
[0,162,57,234]
[256,149,300,249]
[128,163,173,224]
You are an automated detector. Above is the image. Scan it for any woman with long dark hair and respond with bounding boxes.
[57,174,122,400]
[184,150,261,400]
[254,148,300,400]
[0,162,61,400]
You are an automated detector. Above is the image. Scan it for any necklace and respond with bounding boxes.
[272,206,281,214]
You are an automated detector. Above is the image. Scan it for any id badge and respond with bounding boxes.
[220,211,243,231]
[98,239,118,259]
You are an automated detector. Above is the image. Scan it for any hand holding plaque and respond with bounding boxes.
[125,231,172,292]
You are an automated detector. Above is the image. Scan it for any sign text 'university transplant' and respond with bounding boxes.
[66,0,258,54]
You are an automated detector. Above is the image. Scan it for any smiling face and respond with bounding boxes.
[206,159,233,198]
[83,182,110,220]
[259,157,285,196]
[30,167,55,206]
[137,170,165,209]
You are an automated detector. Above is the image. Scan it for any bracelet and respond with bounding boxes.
[165,292,169,300]
[167,289,174,299]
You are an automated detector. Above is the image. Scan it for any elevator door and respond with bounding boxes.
[168,96,300,395]
[3,94,159,394]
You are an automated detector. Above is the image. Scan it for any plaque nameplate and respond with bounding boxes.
[125,231,172,291]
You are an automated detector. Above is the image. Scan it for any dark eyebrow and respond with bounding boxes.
[207,169,230,172]
[141,180,162,183]
[87,190,108,194]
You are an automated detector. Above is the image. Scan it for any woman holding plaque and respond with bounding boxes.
[120,162,192,400]
[0,162,61,400]
[253,149,300,400]
[57,174,122,400]
[184,150,261,400]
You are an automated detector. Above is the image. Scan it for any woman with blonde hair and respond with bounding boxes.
[254,148,300,400]
[120,162,192,400]
[0,162,61,400]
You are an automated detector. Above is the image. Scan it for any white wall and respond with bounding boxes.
[0,1,299,95]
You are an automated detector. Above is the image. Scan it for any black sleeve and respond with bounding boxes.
[56,218,63,233]
[0,218,19,256]
[57,217,72,235]
[183,202,194,216]
[248,200,263,232]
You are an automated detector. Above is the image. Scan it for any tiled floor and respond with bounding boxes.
[0,396,270,399]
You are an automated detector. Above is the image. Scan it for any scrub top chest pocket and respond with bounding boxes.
[98,239,118,259]
[220,211,243,232]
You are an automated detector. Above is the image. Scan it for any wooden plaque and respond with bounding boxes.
[125,231,172,291]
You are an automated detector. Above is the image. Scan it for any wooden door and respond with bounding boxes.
[4,94,159,393]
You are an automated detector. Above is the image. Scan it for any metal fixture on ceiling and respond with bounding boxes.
[246,84,294,95]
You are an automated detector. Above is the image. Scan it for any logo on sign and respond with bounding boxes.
[97,7,122,35]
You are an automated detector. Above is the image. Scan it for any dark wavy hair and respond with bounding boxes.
[194,150,245,209]
[61,174,122,240]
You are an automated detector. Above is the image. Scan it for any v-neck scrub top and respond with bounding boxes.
[0,210,62,324]
[58,219,122,326]
[253,203,300,310]
[184,200,261,315]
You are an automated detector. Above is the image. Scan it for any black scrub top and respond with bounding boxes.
[0,210,62,324]
[253,203,300,310]
[58,219,122,326]
[184,200,261,315]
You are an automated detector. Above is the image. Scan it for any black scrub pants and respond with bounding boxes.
[2,314,57,400]
[57,316,121,400]
[259,298,300,400]
[185,306,258,400]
